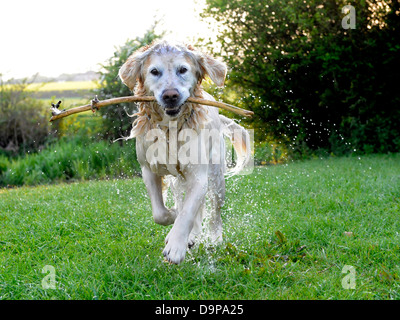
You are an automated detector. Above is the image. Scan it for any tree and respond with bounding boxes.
[202,0,400,155]
[94,25,163,140]
[0,78,50,155]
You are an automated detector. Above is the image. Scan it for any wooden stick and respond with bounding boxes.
[49,96,253,122]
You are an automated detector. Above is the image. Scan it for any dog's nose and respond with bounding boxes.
[162,89,180,105]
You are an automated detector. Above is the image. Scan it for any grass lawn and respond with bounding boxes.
[0,154,399,300]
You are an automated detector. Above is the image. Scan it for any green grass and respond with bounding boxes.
[0,154,399,299]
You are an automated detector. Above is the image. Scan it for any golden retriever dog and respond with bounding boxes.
[118,41,251,264]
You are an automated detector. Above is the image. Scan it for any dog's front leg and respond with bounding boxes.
[142,166,177,225]
[163,168,208,264]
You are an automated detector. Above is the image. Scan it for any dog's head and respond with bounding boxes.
[119,41,227,117]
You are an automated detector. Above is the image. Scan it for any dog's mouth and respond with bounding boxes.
[164,104,183,117]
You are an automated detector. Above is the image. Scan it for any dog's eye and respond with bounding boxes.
[178,67,188,75]
[150,69,160,76]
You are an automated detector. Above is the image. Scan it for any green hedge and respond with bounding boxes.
[0,137,140,187]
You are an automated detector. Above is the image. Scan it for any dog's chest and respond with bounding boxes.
[136,127,203,177]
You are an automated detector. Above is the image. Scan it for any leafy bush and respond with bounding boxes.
[0,137,140,187]
[202,0,400,155]
[254,141,288,165]
[94,25,162,140]
[0,155,9,176]
[56,112,105,140]
[0,79,51,154]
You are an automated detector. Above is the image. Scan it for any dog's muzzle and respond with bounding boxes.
[162,89,183,116]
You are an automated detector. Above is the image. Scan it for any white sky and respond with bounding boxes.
[0,0,213,80]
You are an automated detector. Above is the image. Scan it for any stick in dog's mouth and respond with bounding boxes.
[49,96,254,122]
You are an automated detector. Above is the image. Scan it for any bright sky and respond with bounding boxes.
[0,0,213,80]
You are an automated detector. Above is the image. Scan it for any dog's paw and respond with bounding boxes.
[187,235,196,249]
[163,239,187,265]
[166,227,196,249]
[188,228,202,249]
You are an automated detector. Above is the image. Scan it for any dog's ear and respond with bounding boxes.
[119,52,143,91]
[197,53,227,87]
[186,45,227,87]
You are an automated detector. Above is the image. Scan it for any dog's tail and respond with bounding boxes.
[220,115,252,177]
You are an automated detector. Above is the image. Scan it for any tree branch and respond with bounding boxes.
[49,96,254,122]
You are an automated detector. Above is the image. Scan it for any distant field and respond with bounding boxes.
[28,81,98,92]
[41,97,92,108]
[26,81,98,99]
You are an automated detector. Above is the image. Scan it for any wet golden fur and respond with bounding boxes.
[118,41,250,264]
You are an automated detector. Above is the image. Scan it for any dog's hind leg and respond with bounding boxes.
[188,199,205,248]
[208,165,225,243]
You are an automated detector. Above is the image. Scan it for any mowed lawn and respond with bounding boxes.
[0,154,399,300]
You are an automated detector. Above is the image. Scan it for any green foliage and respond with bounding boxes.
[0,136,140,187]
[0,155,9,176]
[94,24,163,140]
[254,140,288,164]
[57,112,104,140]
[202,0,400,155]
[0,79,51,154]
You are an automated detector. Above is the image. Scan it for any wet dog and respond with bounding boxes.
[119,41,251,264]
